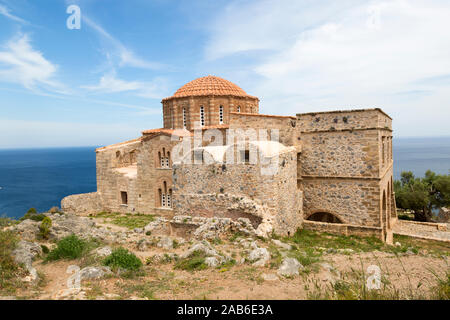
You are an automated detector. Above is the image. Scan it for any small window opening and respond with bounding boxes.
[200,106,205,127]
[121,191,128,205]
[219,105,224,124]
[240,150,250,163]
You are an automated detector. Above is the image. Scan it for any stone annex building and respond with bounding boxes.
[62,75,397,243]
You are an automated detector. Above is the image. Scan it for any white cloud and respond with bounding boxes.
[82,71,168,99]
[83,15,163,70]
[0,4,27,24]
[0,34,64,92]
[204,0,450,137]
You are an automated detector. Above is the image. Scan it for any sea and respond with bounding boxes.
[0,137,449,219]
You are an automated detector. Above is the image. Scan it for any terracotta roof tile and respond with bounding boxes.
[162,75,259,101]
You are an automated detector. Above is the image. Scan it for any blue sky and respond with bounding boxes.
[0,0,449,148]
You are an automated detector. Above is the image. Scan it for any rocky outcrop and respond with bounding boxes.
[144,215,258,240]
[12,240,42,282]
[9,213,125,243]
[181,240,230,266]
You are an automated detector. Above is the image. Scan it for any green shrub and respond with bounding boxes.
[103,247,142,271]
[39,217,52,239]
[20,209,46,222]
[41,245,50,254]
[45,235,88,261]
[174,251,207,271]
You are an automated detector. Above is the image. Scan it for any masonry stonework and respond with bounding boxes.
[62,75,396,241]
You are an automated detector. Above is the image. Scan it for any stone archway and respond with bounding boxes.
[306,211,344,224]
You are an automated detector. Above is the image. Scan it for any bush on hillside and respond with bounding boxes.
[45,235,88,261]
[38,217,52,239]
[103,247,142,271]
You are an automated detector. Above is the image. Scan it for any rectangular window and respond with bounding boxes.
[183,107,187,128]
[237,106,241,113]
[219,105,224,124]
[121,191,128,205]
[200,106,205,127]
[240,150,250,163]
[165,157,170,168]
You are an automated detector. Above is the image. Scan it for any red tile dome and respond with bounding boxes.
[162,75,258,101]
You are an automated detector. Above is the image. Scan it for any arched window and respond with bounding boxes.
[219,105,224,124]
[200,106,205,127]
[158,181,172,208]
[158,149,170,168]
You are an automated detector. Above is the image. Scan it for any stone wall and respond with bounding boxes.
[96,139,142,214]
[229,112,299,147]
[393,220,450,242]
[302,178,381,226]
[303,220,384,240]
[299,130,380,178]
[297,108,395,241]
[61,192,103,216]
[172,146,302,236]
[135,133,180,215]
[297,108,392,132]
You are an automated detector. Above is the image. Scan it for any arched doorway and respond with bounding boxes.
[307,212,343,224]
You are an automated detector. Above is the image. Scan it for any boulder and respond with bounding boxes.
[93,246,112,257]
[181,241,218,259]
[271,239,292,251]
[248,247,270,267]
[79,266,112,281]
[157,236,174,250]
[277,258,303,277]
[205,257,220,268]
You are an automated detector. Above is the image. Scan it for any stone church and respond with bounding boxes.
[62,75,396,243]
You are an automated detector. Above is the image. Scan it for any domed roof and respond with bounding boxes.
[162,75,258,101]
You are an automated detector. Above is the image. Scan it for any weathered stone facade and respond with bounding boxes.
[62,75,396,241]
